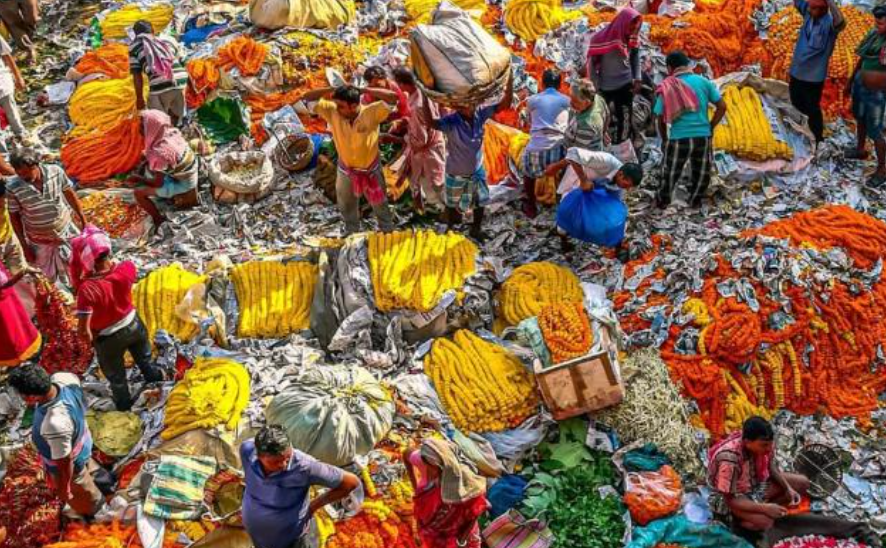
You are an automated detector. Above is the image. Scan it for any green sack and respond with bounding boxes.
[266,365,395,466]
[197,97,250,144]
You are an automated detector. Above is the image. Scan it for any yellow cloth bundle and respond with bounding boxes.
[498,261,584,328]
[100,3,174,40]
[132,263,207,343]
[425,329,539,433]
[162,357,251,440]
[230,260,318,338]
[367,229,478,312]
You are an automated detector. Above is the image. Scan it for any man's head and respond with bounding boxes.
[8,364,53,406]
[542,69,562,91]
[571,79,597,111]
[613,162,643,189]
[332,85,362,120]
[807,0,828,19]
[10,148,41,183]
[875,5,886,34]
[132,20,154,36]
[364,66,388,89]
[665,50,691,74]
[94,251,112,272]
[742,416,775,456]
[255,425,292,474]
[392,67,417,94]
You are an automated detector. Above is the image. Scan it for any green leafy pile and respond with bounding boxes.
[520,419,627,548]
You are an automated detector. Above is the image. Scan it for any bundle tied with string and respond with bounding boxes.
[409,1,511,106]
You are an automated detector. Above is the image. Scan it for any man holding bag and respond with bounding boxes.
[654,50,726,209]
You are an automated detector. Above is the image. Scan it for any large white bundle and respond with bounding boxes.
[410,1,511,103]
[248,0,354,30]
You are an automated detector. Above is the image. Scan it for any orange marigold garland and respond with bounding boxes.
[217,36,268,76]
[538,302,594,363]
[61,117,144,184]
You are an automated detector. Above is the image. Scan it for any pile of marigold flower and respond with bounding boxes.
[613,206,886,438]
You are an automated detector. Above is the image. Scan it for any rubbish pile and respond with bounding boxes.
[0,0,885,546]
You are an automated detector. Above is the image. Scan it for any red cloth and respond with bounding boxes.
[586,7,641,58]
[75,261,138,333]
[414,484,488,548]
[340,158,385,205]
[655,70,700,124]
[0,263,41,366]
[69,225,112,294]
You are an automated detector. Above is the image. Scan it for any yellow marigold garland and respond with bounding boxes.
[68,77,144,136]
[132,263,206,343]
[162,357,251,440]
[99,3,174,40]
[498,261,583,328]
[538,302,593,363]
[712,86,793,161]
[367,230,478,312]
[424,330,539,433]
[230,260,318,338]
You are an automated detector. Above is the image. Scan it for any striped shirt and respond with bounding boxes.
[129,37,188,94]
[6,165,74,240]
[565,97,609,151]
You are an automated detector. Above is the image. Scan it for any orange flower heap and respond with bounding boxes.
[73,43,129,79]
[218,36,268,76]
[539,302,594,363]
[61,117,144,184]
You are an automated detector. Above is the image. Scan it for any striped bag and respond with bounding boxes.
[482,509,553,548]
[143,455,217,520]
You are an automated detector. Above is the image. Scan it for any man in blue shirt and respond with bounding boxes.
[789,0,845,145]
[653,51,726,209]
[424,70,513,241]
[522,69,571,218]
[241,426,359,548]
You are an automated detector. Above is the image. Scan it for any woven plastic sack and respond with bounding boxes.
[409,1,510,104]
[266,365,395,466]
[209,151,274,202]
[249,0,354,30]
[556,187,627,247]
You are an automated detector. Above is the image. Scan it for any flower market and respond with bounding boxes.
[2,0,886,546]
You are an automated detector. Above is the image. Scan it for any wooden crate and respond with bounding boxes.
[533,329,624,420]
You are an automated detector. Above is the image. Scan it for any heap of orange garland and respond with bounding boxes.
[613,206,886,438]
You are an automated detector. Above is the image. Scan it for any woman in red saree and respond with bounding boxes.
[404,438,489,548]
[0,235,40,366]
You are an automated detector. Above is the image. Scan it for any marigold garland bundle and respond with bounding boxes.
[0,446,63,548]
[405,0,486,23]
[68,77,141,136]
[498,261,583,328]
[79,193,148,238]
[34,276,93,375]
[615,207,886,437]
[132,263,207,342]
[98,3,174,40]
[74,43,129,79]
[538,302,593,363]
[327,500,419,548]
[230,259,318,338]
[186,57,221,109]
[425,329,539,433]
[61,117,144,183]
[162,357,251,440]
[483,121,529,184]
[218,36,269,76]
[45,520,178,548]
[713,86,793,161]
[367,230,478,312]
[504,0,583,42]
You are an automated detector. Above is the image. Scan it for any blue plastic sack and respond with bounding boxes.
[555,187,627,247]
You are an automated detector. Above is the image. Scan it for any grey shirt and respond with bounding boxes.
[589,48,641,92]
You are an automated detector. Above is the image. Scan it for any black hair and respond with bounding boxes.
[665,51,691,70]
[364,66,387,83]
[618,163,644,187]
[8,364,52,397]
[9,148,40,169]
[875,4,886,17]
[742,416,774,441]
[133,20,154,35]
[332,85,361,105]
[542,69,561,90]
[255,425,290,455]
[95,251,111,263]
[392,66,416,87]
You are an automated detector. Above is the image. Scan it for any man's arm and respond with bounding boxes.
[422,94,443,130]
[846,58,862,96]
[63,188,86,229]
[726,494,786,519]
[132,71,146,111]
[769,458,801,505]
[362,87,399,104]
[297,87,335,104]
[53,455,74,502]
[710,97,727,130]
[495,69,514,114]
[569,160,593,191]
[828,0,846,31]
[3,55,24,91]
[308,471,359,515]
[656,115,668,144]
[9,210,34,262]
[77,313,93,345]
